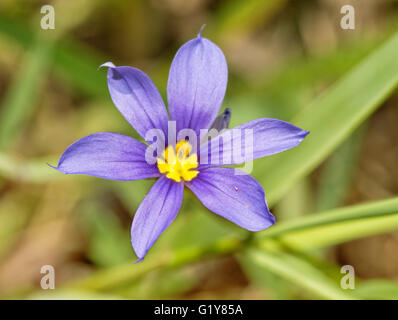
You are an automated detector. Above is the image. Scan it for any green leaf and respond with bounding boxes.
[0,13,107,99]
[354,280,398,300]
[81,203,133,268]
[279,212,398,251]
[257,30,398,206]
[211,0,287,39]
[0,37,52,150]
[52,39,108,98]
[243,248,355,300]
[65,196,398,293]
[256,197,398,251]
[238,253,299,299]
[0,153,59,182]
[257,197,398,240]
[315,125,365,211]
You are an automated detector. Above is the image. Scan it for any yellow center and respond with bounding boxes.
[157,141,199,182]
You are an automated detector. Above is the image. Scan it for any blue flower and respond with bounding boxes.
[52,31,309,262]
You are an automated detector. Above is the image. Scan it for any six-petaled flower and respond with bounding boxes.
[51,30,309,262]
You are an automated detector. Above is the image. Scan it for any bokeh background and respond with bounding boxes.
[0,0,398,299]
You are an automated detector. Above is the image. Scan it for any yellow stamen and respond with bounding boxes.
[157,141,199,182]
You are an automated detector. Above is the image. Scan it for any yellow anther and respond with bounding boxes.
[157,141,199,182]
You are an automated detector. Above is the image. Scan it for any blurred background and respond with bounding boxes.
[0,0,398,299]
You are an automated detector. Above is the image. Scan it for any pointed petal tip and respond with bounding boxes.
[47,162,62,173]
[47,162,56,169]
[269,212,276,225]
[300,130,310,141]
[198,24,206,38]
[168,25,227,134]
[98,61,115,70]
[134,257,144,263]
[48,163,69,175]
[251,212,276,231]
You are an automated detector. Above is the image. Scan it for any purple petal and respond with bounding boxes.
[187,167,275,231]
[101,62,169,141]
[167,34,228,135]
[200,118,309,166]
[52,132,160,181]
[131,176,184,261]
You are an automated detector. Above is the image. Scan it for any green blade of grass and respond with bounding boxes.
[16,197,396,296]
[243,248,355,300]
[353,280,398,300]
[0,37,52,150]
[0,13,107,99]
[0,153,59,182]
[242,248,398,300]
[66,197,398,293]
[314,125,365,211]
[256,197,398,251]
[257,197,398,240]
[257,29,398,206]
[278,211,398,251]
[211,0,287,39]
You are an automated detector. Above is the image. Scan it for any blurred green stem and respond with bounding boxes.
[315,124,366,211]
[0,36,53,150]
[65,236,244,292]
[256,197,398,241]
[63,197,398,293]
